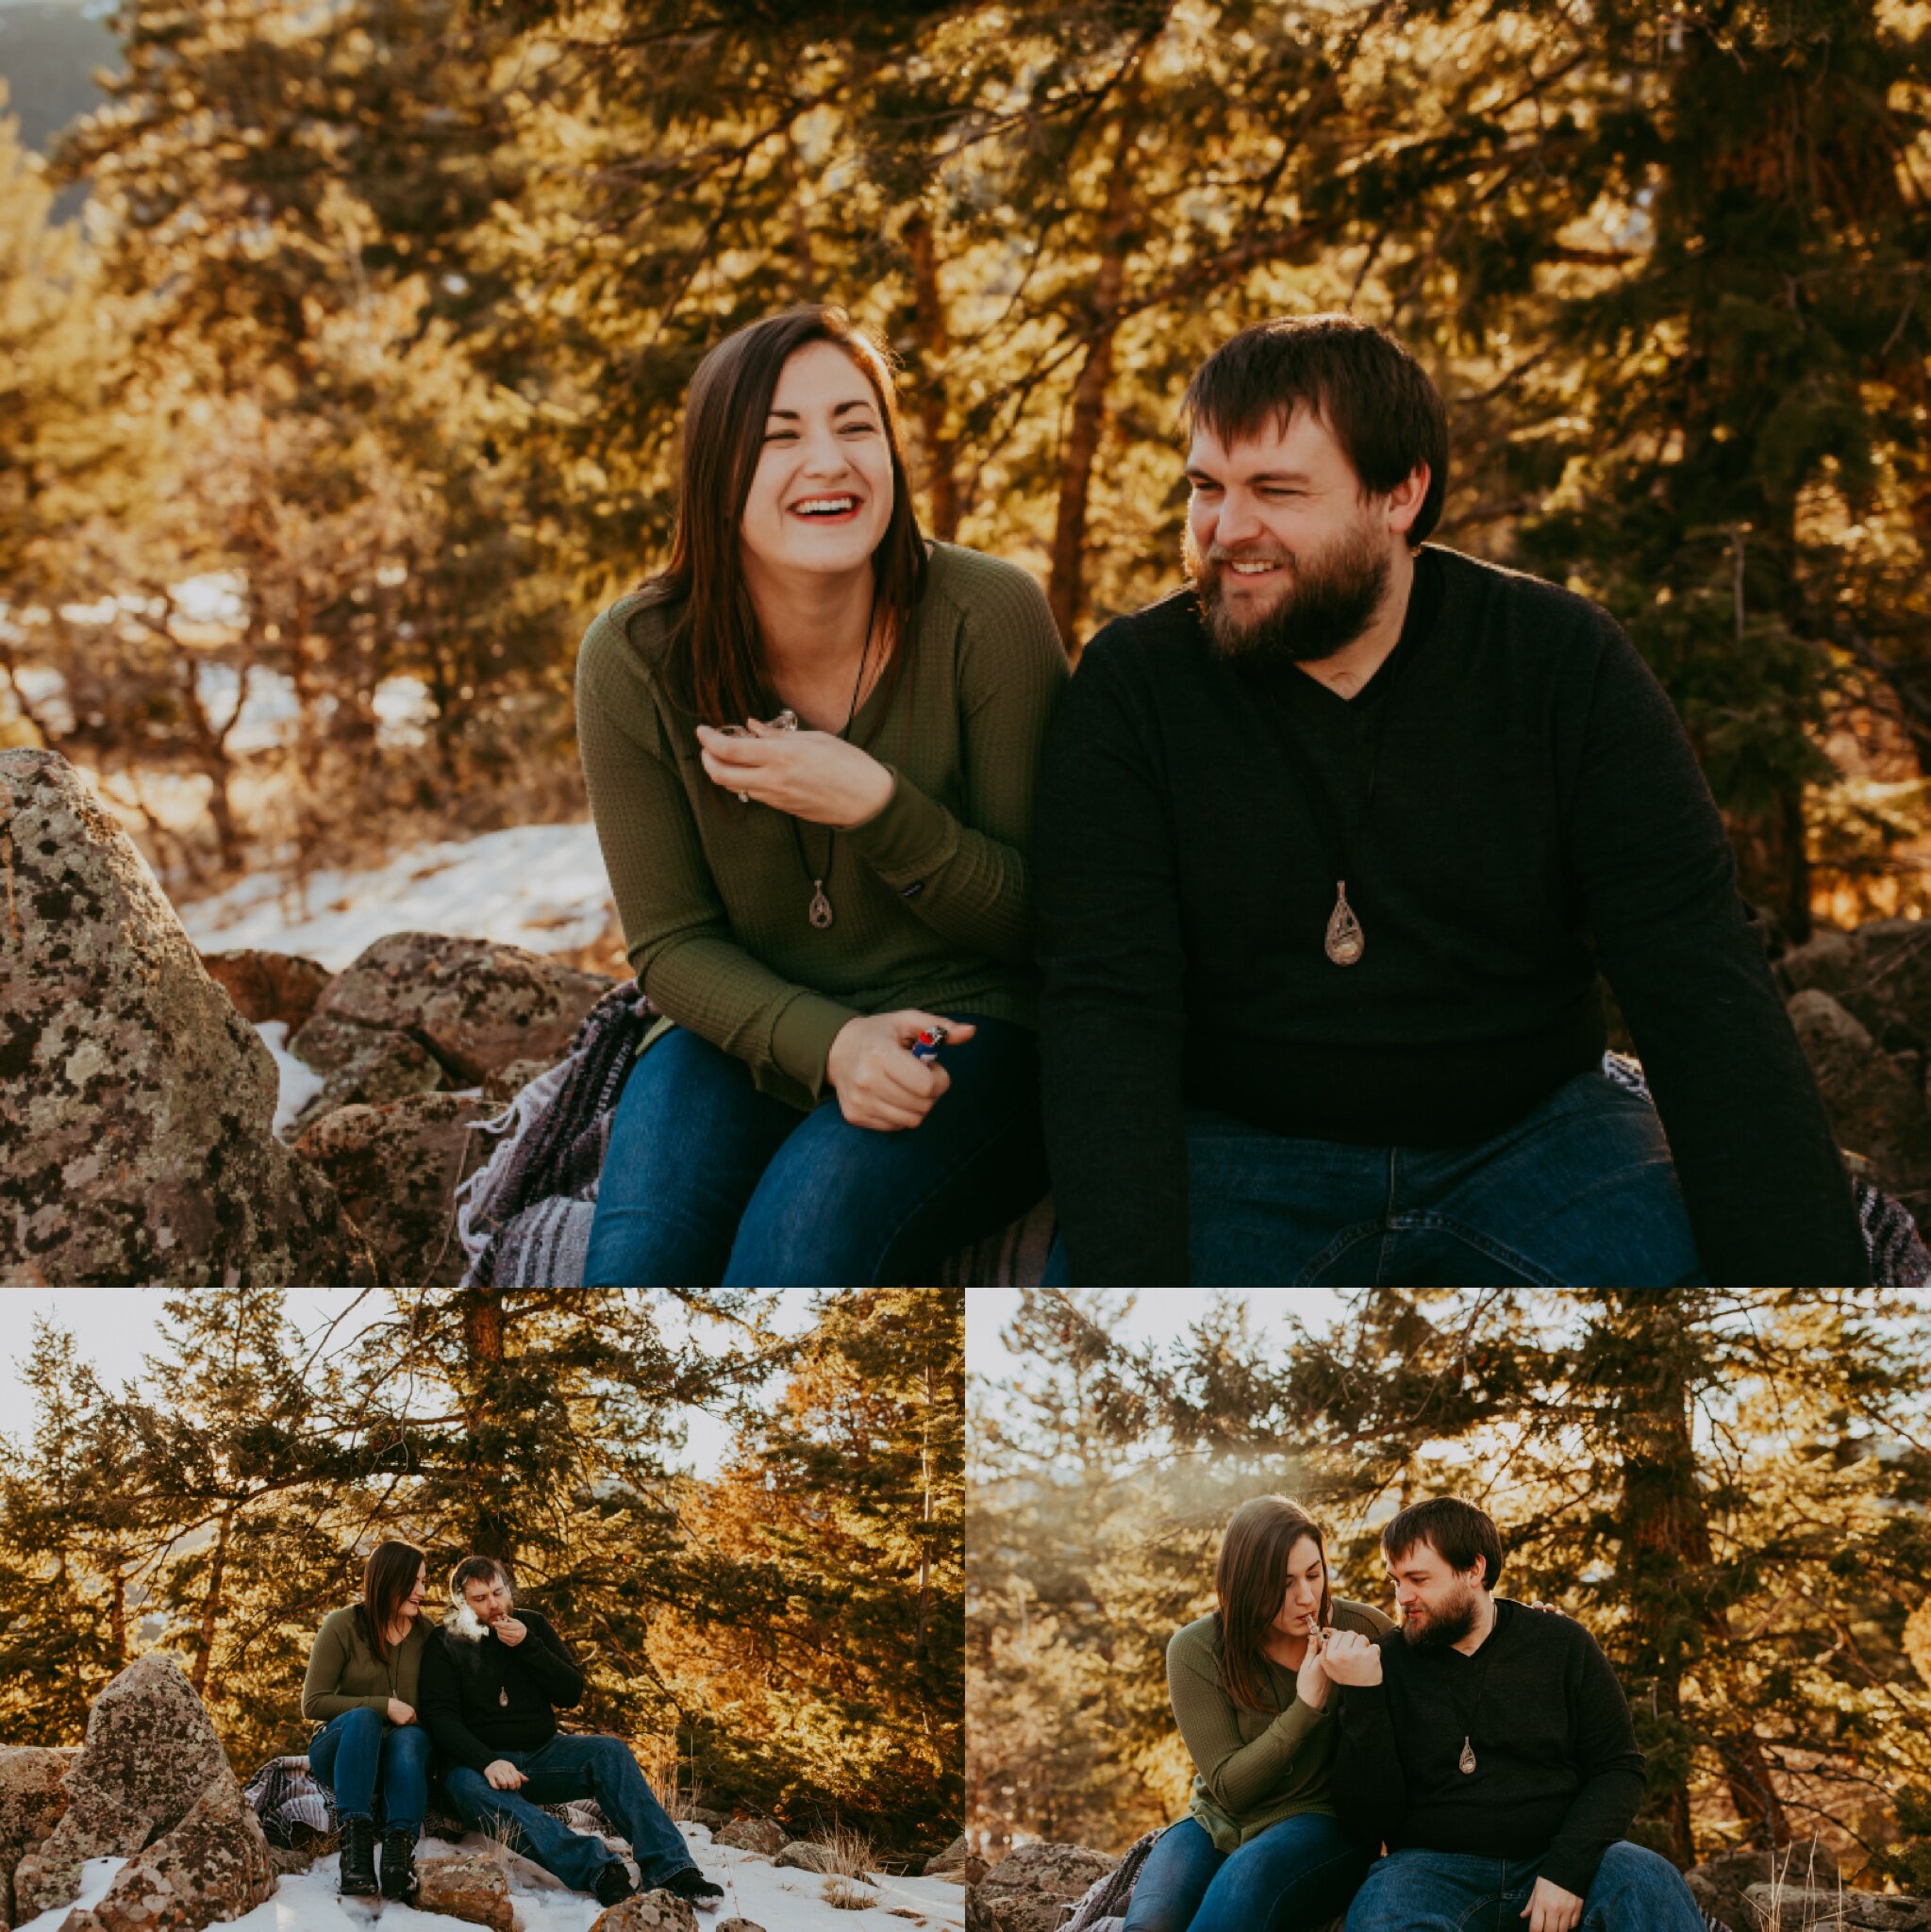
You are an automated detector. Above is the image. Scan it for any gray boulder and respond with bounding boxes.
[58,1774,275,1932]
[293,931,610,1085]
[586,1892,696,1932]
[198,949,333,1030]
[1787,989,1931,1217]
[414,1851,513,1932]
[0,1747,77,1929]
[0,749,376,1286]
[970,1843,1117,1932]
[1743,1885,1931,1932]
[14,1656,242,1919]
[712,1819,786,1857]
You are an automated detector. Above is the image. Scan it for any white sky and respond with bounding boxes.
[0,1290,819,1480]
[964,1287,1347,1383]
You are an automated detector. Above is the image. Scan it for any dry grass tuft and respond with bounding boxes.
[809,1824,878,1882]
[820,1875,877,1911]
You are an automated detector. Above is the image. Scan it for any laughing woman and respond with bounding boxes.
[1124,1497,1390,1932]
[302,1541,432,1903]
[576,304,1068,1287]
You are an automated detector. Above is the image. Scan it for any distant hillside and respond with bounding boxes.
[0,0,120,220]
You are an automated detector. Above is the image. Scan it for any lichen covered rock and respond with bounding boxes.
[969,1843,1117,1932]
[712,1820,785,1858]
[294,1091,499,1287]
[414,1852,513,1932]
[58,1773,275,1932]
[587,1890,696,1932]
[0,1746,76,1929]
[295,932,610,1085]
[198,950,333,1031]
[0,750,375,1286]
[15,1656,237,1918]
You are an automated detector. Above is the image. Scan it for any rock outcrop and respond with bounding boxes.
[1744,1885,1931,1932]
[586,1891,697,1932]
[198,950,333,1031]
[58,1775,275,1932]
[1787,990,1931,1217]
[292,932,610,1088]
[0,751,376,1287]
[968,1843,1116,1932]
[712,1820,786,1858]
[925,1834,969,1876]
[414,1852,514,1932]
[771,1841,840,1874]
[15,1657,243,1918]
[1685,1843,1839,1931]
[294,1091,500,1287]
[11,1657,273,1932]
[0,1748,76,1929]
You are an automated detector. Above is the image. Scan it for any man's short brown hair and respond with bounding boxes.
[449,1554,513,1598]
[1181,314,1451,545]
[1381,1496,1504,1589]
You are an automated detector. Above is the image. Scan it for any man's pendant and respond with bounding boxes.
[808,880,834,930]
[499,1688,509,1707]
[1324,882,1364,966]
[1458,1736,1476,1774]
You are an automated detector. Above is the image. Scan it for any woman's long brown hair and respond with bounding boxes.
[358,1540,426,1667]
[1213,1496,1334,1714]
[632,305,930,728]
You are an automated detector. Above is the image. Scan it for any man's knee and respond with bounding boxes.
[441,1767,493,1818]
[586,1735,643,1779]
[1585,1840,1696,1920]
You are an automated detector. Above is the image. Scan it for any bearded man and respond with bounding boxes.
[417,1556,723,1910]
[1033,311,1866,1286]
[1319,1498,1706,1932]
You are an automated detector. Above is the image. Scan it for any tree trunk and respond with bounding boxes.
[1046,111,1140,649]
[905,211,962,541]
[190,1507,234,1696]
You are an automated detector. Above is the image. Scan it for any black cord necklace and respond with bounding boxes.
[787,615,876,931]
[1253,641,1415,968]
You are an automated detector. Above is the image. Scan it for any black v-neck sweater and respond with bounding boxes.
[1033,545,1868,1286]
[1329,1600,1646,1898]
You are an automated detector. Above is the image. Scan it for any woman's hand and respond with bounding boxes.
[826,1012,976,1131]
[1319,1627,1384,1687]
[386,1699,416,1726]
[696,720,895,826]
[1295,1628,1330,1711]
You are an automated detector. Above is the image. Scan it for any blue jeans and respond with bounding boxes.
[308,1707,432,1831]
[584,1016,1048,1286]
[441,1734,695,1892]
[1050,1070,1705,1286]
[1123,1814,1372,1932]
[1344,1842,1706,1932]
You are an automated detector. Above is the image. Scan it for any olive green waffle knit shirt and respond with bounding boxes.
[301,1606,427,1723]
[1168,1597,1395,1851]
[575,543,1069,1111]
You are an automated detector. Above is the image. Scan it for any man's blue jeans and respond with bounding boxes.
[441,1734,695,1892]
[584,1016,1048,1287]
[1344,1842,1707,1932]
[1051,1068,1706,1286]
[308,1707,432,1830]
[1122,1813,1372,1932]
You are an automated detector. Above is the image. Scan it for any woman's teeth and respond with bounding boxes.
[794,496,858,517]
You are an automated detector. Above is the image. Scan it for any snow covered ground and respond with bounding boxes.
[174,823,616,972]
[16,1827,965,1932]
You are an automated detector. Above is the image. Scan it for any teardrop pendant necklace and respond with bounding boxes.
[1256,660,1407,969]
[785,615,877,932]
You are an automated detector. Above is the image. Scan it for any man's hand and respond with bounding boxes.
[1521,1876,1583,1932]
[483,1759,526,1791]
[492,1616,527,1647]
[1294,1628,1330,1711]
[385,1699,416,1726]
[1319,1628,1384,1687]
[826,1012,976,1130]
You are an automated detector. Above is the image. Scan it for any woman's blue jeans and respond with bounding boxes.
[584,1015,1048,1287]
[1123,1813,1372,1932]
[308,1707,431,1831]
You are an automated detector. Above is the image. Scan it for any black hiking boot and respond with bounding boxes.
[662,1868,724,1907]
[592,1864,637,1908]
[377,1826,418,1903]
[337,1817,378,1898]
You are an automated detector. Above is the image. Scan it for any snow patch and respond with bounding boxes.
[13,1857,128,1932]
[175,823,616,972]
[256,1020,326,1135]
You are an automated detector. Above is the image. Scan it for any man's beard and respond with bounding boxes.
[1401,1582,1481,1652]
[1186,521,1391,668]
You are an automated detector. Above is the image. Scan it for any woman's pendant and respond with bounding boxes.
[809,880,834,930]
[499,1687,509,1708]
[1324,882,1364,965]
[1458,1736,1476,1774]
